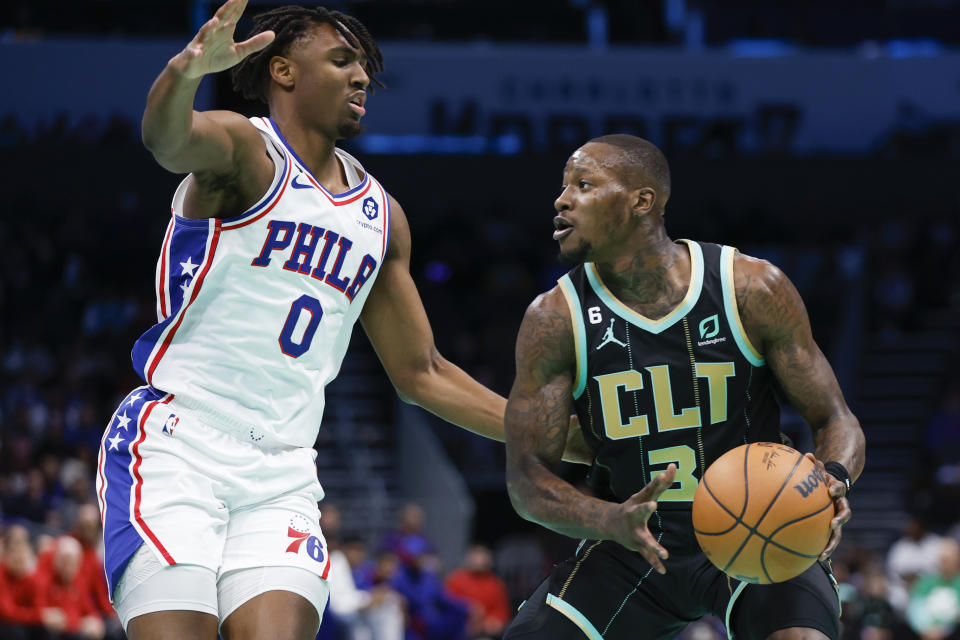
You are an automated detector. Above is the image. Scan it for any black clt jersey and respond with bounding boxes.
[558,240,781,514]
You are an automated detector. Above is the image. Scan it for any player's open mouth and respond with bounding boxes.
[553,217,573,241]
[348,101,366,116]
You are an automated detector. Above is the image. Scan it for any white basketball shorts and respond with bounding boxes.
[96,386,332,621]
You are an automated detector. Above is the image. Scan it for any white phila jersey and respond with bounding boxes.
[132,117,390,448]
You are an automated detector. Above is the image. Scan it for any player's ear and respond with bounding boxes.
[632,187,656,216]
[269,55,295,91]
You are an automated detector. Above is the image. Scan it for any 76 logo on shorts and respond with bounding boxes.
[285,516,325,564]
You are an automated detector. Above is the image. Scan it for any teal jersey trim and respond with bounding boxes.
[725,580,749,640]
[720,246,765,367]
[559,274,589,399]
[545,594,604,640]
[584,240,704,335]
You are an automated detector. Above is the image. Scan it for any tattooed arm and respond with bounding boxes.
[734,252,866,558]
[505,288,676,573]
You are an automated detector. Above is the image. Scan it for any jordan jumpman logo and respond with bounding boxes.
[597,318,627,350]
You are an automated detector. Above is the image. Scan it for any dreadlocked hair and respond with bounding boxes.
[231,5,384,104]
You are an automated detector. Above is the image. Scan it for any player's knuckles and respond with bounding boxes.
[837,507,852,525]
[828,479,846,497]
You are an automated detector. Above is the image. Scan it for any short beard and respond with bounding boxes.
[338,120,364,140]
[558,241,591,265]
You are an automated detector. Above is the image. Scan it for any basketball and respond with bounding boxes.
[691,442,834,584]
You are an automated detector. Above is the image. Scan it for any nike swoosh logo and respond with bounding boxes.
[291,174,313,190]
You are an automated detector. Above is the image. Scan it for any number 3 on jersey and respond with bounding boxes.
[279,294,324,358]
[648,445,698,502]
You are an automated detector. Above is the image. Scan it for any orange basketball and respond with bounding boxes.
[692,442,834,584]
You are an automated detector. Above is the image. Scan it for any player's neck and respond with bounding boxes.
[271,115,347,192]
[595,229,689,307]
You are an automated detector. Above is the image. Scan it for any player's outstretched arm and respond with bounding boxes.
[360,196,591,464]
[504,289,676,573]
[142,0,274,175]
[734,253,866,559]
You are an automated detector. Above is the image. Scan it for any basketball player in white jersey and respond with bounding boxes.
[95,2,588,639]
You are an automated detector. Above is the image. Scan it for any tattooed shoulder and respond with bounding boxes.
[516,288,577,380]
[733,252,810,350]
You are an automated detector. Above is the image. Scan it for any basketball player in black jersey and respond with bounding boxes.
[503,135,866,640]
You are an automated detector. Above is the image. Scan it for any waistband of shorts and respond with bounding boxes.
[167,393,298,451]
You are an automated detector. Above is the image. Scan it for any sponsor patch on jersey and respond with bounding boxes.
[697,314,727,347]
[361,196,378,220]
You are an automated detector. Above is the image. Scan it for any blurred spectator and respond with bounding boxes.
[34,536,104,640]
[323,505,405,640]
[492,535,548,611]
[0,525,43,638]
[4,469,56,526]
[843,565,898,640]
[872,260,915,339]
[677,619,725,640]
[924,380,960,525]
[907,538,960,640]
[380,503,434,566]
[888,516,945,614]
[346,538,380,592]
[445,544,511,639]
[392,552,468,640]
[70,504,121,638]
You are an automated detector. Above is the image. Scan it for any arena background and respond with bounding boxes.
[1,1,959,639]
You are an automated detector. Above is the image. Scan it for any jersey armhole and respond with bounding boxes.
[168,128,290,229]
[558,275,588,399]
[720,246,765,367]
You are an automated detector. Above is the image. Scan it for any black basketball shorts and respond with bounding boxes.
[503,539,840,640]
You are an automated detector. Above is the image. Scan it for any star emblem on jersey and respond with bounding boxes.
[180,256,198,277]
[125,392,143,406]
[115,411,131,430]
[107,432,124,451]
[597,318,627,350]
[361,197,378,220]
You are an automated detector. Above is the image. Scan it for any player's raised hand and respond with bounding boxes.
[171,0,275,79]
[605,464,677,574]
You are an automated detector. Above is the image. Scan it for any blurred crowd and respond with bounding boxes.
[832,518,960,640]
[320,503,512,640]
[0,506,121,639]
[7,499,960,640]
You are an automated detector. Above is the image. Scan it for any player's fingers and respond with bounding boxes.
[831,496,851,528]
[635,533,669,574]
[214,0,242,21]
[193,16,220,44]
[647,464,677,501]
[632,465,676,502]
[236,30,275,57]
[820,526,842,561]
[631,500,658,520]
[222,0,248,32]
[826,476,847,499]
